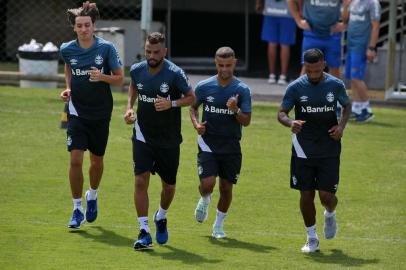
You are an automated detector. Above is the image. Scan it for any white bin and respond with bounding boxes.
[18,51,59,88]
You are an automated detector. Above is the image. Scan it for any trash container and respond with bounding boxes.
[17,50,59,89]
[95,27,125,67]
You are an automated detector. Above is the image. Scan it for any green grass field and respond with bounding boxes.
[0,86,405,269]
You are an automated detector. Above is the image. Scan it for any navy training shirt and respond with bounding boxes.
[60,36,122,120]
[195,75,252,154]
[281,73,350,158]
[130,59,192,148]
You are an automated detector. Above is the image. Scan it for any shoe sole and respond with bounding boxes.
[68,219,85,229]
[133,243,153,250]
[301,248,320,253]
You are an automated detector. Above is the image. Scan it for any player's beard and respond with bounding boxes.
[147,58,163,68]
[219,71,232,80]
[307,74,323,85]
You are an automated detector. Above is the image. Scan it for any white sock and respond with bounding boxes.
[156,206,167,221]
[305,224,318,239]
[324,209,336,218]
[202,194,211,204]
[213,209,227,227]
[361,101,372,113]
[138,216,150,233]
[352,102,362,114]
[87,187,97,200]
[73,198,83,212]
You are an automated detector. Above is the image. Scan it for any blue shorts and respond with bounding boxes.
[261,16,297,45]
[345,50,367,80]
[302,32,342,68]
[67,115,110,156]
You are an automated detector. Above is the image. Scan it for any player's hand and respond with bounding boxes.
[331,22,346,33]
[297,19,311,31]
[89,67,102,82]
[226,94,239,113]
[291,120,306,134]
[328,125,343,141]
[366,49,376,63]
[194,121,207,135]
[124,108,136,125]
[154,95,171,111]
[60,88,71,102]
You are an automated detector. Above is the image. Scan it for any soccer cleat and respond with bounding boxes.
[350,111,359,120]
[355,109,374,123]
[301,238,320,253]
[68,209,85,229]
[194,197,209,223]
[267,74,276,84]
[277,75,287,85]
[85,190,98,223]
[212,225,227,239]
[133,229,153,250]
[324,212,338,239]
[154,211,168,244]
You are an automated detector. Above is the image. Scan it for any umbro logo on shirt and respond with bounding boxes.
[70,58,78,65]
[206,96,215,103]
[137,83,143,90]
[300,96,308,102]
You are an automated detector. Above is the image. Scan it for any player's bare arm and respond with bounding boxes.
[60,63,71,102]
[287,0,311,30]
[155,89,196,112]
[189,103,207,135]
[328,102,351,141]
[89,67,124,86]
[226,95,251,126]
[277,107,305,134]
[124,81,138,124]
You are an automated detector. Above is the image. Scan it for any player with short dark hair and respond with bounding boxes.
[124,32,195,249]
[277,48,351,252]
[60,1,124,229]
[190,46,252,239]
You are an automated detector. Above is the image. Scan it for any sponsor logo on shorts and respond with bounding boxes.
[292,175,297,185]
[198,165,203,175]
[67,136,72,146]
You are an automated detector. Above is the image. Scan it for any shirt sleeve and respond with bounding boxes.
[239,86,252,113]
[281,85,295,111]
[194,84,203,107]
[174,68,192,94]
[370,0,381,21]
[107,44,122,70]
[337,81,350,107]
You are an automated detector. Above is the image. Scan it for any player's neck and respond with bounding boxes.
[217,76,233,87]
[78,36,95,49]
[148,62,164,75]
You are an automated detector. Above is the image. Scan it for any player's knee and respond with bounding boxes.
[319,192,335,205]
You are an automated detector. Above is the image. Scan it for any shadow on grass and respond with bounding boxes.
[69,225,133,247]
[204,236,277,253]
[305,249,379,267]
[142,245,222,265]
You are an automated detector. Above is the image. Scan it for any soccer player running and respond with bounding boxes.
[342,0,381,122]
[60,1,124,229]
[277,49,351,253]
[190,47,252,239]
[124,32,195,249]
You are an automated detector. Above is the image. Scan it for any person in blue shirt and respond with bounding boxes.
[190,47,252,239]
[124,32,195,249]
[256,0,297,85]
[59,1,123,229]
[288,0,346,79]
[277,49,351,253]
[343,0,380,122]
